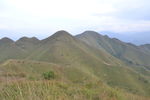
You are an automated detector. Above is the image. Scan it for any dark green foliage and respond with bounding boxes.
[42,71,55,80]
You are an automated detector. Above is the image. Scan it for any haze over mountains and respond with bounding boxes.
[0,30,150,99]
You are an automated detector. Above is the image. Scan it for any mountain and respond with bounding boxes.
[0,37,27,62]
[0,37,40,63]
[0,30,150,99]
[0,37,14,44]
[15,37,40,55]
[27,30,120,66]
[76,31,150,68]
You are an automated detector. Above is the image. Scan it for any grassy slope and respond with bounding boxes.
[0,37,40,63]
[15,37,40,52]
[0,38,27,63]
[76,31,150,67]
[1,80,150,100]
[0,60,150,100]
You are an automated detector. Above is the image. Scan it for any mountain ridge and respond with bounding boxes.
[0,30,150,97]
[0,30,150,46]
[76,31,150,67]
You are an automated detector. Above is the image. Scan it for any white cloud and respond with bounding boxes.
[5,0,117,19]
[0,24,9,29]
[0,0,150,37]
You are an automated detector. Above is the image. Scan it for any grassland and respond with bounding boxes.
[0,59,150,100]
[1,79,150,100]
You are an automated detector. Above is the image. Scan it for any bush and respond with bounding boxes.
[42,71,55,80]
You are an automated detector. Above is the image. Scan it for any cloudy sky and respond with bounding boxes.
[0,0,150,40]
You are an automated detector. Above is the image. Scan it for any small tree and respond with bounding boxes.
[42,71,55,80]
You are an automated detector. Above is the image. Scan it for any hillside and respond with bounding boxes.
[0,38,27,62]
[140,44,150,54]
[16,37,40,51]
[76,31,150,69]
[0,59,150,99]
[0,30,150,99]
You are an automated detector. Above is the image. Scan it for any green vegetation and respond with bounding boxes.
[42,71,55,80]
[1,80,150,100]
[76,31,150,67]
[0,30,150,99]
[0,59,149,99]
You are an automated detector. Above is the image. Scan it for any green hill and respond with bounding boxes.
[76,31,150,70]
[0,38,27,62]
[0,30,150,99]
[15,37,40,52]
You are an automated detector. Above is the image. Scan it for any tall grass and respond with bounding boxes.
[0,80,119,100]
[0,79,149,100]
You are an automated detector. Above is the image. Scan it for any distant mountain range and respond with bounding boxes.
[0,30,150,97]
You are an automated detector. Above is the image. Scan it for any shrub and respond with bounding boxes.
[42,71,55,80]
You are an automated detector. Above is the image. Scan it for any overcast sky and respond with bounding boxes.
[0,0,150,40]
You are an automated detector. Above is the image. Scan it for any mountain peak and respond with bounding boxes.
[16,36,39,44]
[77,31,103,38]
[17,37,30,41]
[76,31,103,39]
[82,30,101,35]
[52,30,72,37]
[42,30,74,43]
[0,37,14,43]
